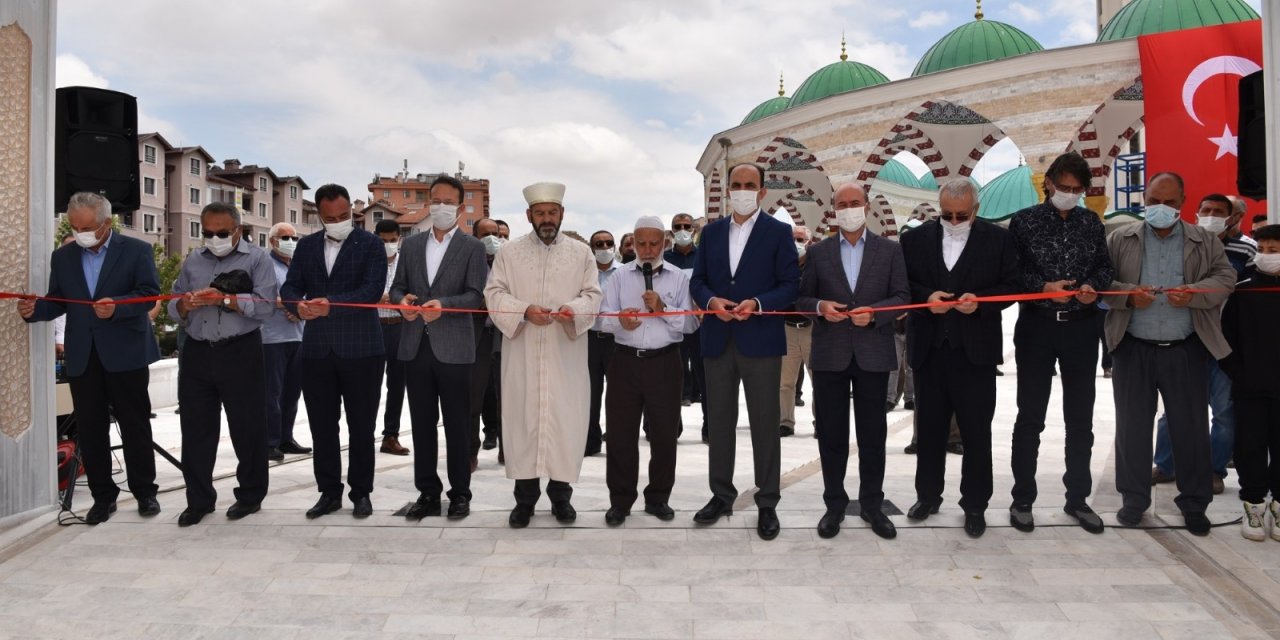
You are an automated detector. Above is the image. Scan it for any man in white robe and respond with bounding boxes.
[484,182,602,528]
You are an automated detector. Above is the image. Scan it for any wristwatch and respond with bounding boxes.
[221,296,232,309]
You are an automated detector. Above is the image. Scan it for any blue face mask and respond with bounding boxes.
[1144,204,1180,230]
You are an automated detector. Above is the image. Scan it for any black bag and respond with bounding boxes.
[210,269,254,295]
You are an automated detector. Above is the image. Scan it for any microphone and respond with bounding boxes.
[641,262,654,291]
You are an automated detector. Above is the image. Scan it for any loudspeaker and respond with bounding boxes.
[54,86,139,213]
[1237,71,1266,200]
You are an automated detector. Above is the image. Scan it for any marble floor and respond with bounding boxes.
[2,309,1279,639]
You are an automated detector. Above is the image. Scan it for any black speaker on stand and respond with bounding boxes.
[1237,71,1266,200]
[54,86,139,214]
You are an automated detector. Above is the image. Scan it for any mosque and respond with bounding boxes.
[695,0,1262,236]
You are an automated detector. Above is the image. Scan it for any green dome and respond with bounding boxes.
[741,96,790,125]
[789,41,889,108]
[919,172,938,190]
[1098,0,1259,42]
[977,165,1037,222]
[873,159,922,189]
[912,12,1043,77]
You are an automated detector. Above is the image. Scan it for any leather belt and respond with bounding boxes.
[615,343,679,359]
[380,317,403,325]
[189,329,259,349]
[1126,333,1192,348]
[589,330,614,340]
[1022,303,1096,322]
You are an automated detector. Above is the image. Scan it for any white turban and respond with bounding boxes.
[522,182,566,206]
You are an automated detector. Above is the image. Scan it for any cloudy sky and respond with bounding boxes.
[55,0,1264,238]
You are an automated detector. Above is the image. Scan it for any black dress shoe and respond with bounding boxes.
[267,447,284,462]
[644,503,675,521]
[946,442,965,455]
[226,501,261,520]
[907,500,940,521]
[352,496,373,519]
[178,506,214,527]
[817,511,843,539]
[1010,503,1034,532]
[794,396,805,407]
[885,401,896,413]
[964,511,987,538]
[405,496,441,520]
[85,501,117,525]
[551,501,577,523]
[279,439,312,455]
[693,497,732,524]
[447,497,470,519]
[904,400,915,411]
[306,495,342,520]
[861,510,897,539]
[904,442,918,455]
[1183,511,1211,536]
[509,504,533,528]
[1116,506,1144,526]
[1064,503,1104,534]
[605,507,628,526]
[779,424,794,437]
[584,445,601,457]
[482,436,497,451]
[757,507,780,540]
[137,496,161,517]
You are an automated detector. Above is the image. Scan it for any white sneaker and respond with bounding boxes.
[1243,502,1267,541]
[1270,500,1280,542]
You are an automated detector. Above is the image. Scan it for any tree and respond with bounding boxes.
[152,244,185,352]
[54,214,120,249]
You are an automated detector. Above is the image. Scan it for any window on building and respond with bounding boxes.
[465,191,473,200]
[143,213,156,233]
[416,191,426,202]
[383,190,390,198]
[290,185,298,199]
[400,226,412,236]
[259,177,268,192]
[373,211,383,222]
[189,221,200,238]
[401,190,409,199]
[259,203,267,218]
[143,177,156,196]
[190,158,201,175]
[259,232,267,246]
[466,205,474,214]
[189,187,200,205]
[289,209,298,223]
[144,145,157,164]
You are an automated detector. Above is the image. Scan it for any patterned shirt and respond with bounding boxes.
[1009,203,1114,311]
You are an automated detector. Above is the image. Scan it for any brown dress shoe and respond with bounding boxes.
[1150,466,1175,485]
[380,436,410,456]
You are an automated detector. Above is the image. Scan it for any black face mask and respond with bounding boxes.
[210,269,254,295]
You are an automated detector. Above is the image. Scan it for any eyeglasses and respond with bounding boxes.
[1053,182,1087,195]
[672,224,693,231]
[275,235,299,242]
[591,240,615,249]
[201,230,234,239]
[939,212,972,222]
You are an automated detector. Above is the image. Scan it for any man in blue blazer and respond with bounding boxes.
[281,184,387,519]
[689,163,800,540]
[20,192,162,524]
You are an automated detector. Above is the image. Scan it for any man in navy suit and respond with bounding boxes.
[900,179,1020,538]
[281,184,387,519]
[690,163,800,540]
[19,192,162,524]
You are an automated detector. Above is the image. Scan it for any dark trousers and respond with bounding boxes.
[1097,312,1112,370]
[605,348,682,510]
[1113,336,1212,513]
[382,322,407,437]
[514,478,572,507]
[681,331,705,403]
[405,337,473,501]
[469,325,501,455]
[1010,310,1098,507]
[914,346,996,513]
[263,341,303,448]
[67,346,157,504]
[1234,395,1280,503]
[703,338,782,508]
[813,354,890,514]
[302,353,383,501]
[587,331,615,451]
[179,331,269,510]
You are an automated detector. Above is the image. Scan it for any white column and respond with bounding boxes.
[1264,0,1279,224]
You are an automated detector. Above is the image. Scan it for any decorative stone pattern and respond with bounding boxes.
[751,138,833,232]
[0,23,32,441]
[1067,76,1146,200]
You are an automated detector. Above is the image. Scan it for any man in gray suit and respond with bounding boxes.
[797,184,910,540]
[390,175,489,520]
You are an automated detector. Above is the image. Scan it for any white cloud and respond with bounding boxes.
[1007,3,1044,24]
[55,53,186,141]
[1000,0,1095,45]
[909,10,950,29]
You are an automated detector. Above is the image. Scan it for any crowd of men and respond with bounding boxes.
[20,151,1280,543]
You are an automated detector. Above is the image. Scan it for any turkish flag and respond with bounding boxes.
[1139,20,1266,232]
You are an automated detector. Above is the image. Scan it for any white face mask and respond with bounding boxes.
[942,217,973,238]
[324,217,354,241]
[1144,204,1180,230]
[1049,189,1081,211]
[481,235,504,256]
[728,190,759,216]
[794,241,807,258]
[1253,252,1280,275]
[205,234,235,257]
[673,230,694,246]
[275,238,297,258]
[74,222,105,249]
[429,203,458,230]
[835,206,866,233]
[1196,215,1227,235]
[384,241,400,258]
[594,248,615,265]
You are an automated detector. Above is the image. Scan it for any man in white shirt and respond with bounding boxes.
[375,219,410,456]
[586,230,621,456]
[599,217,697,525]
